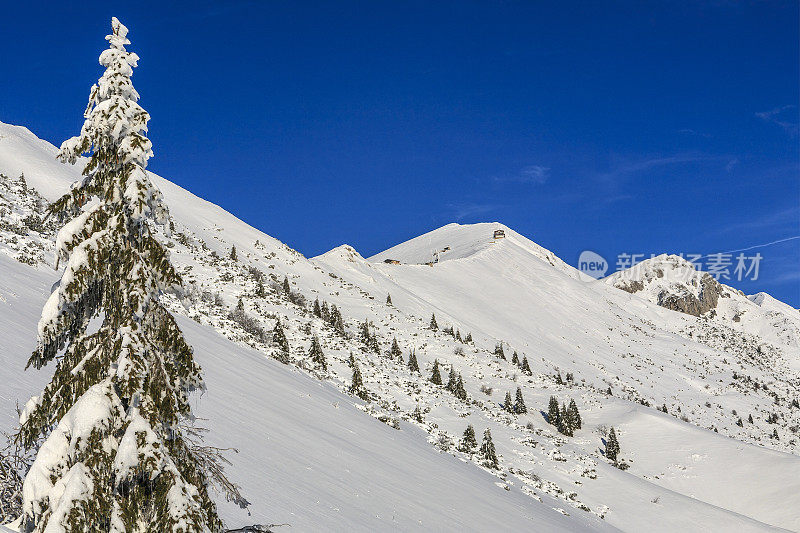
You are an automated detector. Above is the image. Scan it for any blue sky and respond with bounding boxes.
[2,1,798,305]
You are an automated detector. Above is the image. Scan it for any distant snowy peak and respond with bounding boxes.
[0,121,82,200]
[605,254,800,348]
[368,222,579,277]
[315,244,367,264]
[604,254,735,316]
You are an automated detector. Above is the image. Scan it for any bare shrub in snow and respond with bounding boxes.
[228,308,269,342]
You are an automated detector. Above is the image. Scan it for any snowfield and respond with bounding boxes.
[2,120,800,532]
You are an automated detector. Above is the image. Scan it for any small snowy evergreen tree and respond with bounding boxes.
[567,399,581,429]
[454,375,468,401]
[521,356,532,376]
[349,360,368,401]
[548,396,560,426]
[308,335,327,372]
[313,297,322,318]
[606,427,620,461]
[514,387,527,414]
[430,359,443,385]
[408,350,420,373]
[479,429,499,469]
[386,293,392,305]
[458,425,477,453]
[16,18,223,532]
[272,318,290,363]
[255,279,266,298]
[503,392,514,413]
[229,245,237,261]
[429,313,438,330]
[446,367,458,392]
[558,403,572,436]
[511,351,519,366]
[282,275,291,294]
[390,337,402,360]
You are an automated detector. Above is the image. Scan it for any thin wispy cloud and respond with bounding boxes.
[595,153,725,186]
[492,165,550,185]
[755,105,799,136]
[725,158,739,172]
[678,128,713,138]
[722,206,800,234]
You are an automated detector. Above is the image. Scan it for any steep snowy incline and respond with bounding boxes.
[0,254,605,532]
[315,223,800,530]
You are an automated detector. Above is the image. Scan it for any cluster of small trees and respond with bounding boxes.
[554,371,576,385]
[458,425,499,469]
[429,313,472,344]
[313,297,346,334]
[276,275,306,307]
[511,351,532,375]
[547,397,582,436]
[359,319,381,354]
[502,388,527,414]
[405,349,420,373]
[228,299,269,343]
[494,343,505,359]
[390,337,403,360]
[445,367,468,400]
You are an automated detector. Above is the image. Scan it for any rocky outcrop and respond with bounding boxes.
[656,273,722,317]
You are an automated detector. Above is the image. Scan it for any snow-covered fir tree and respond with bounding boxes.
[272,318,290,363]
[446,367,458,392]
[548,396,560,426]
[407,350,420,373]
[458,425,477,453]
[567,399,581,430]
[503,392,514,413]
[429,313,438,330]
[520,355,532,376]
[479,429,499,470]
[16,18,223,532]
[429,359,443,385]
[558,403,572,436]
[453,375,468,401]
[606,427,620,462]
[308,335,327,372]
[390,337,402,360]
[514,387,527,414]
[349,359,368,401]
[229,245,237,261]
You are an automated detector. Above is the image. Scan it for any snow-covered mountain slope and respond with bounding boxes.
[3,120,800,532]
[0,253,600,532]
[604,254,800,348]
[370,222,580,278]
